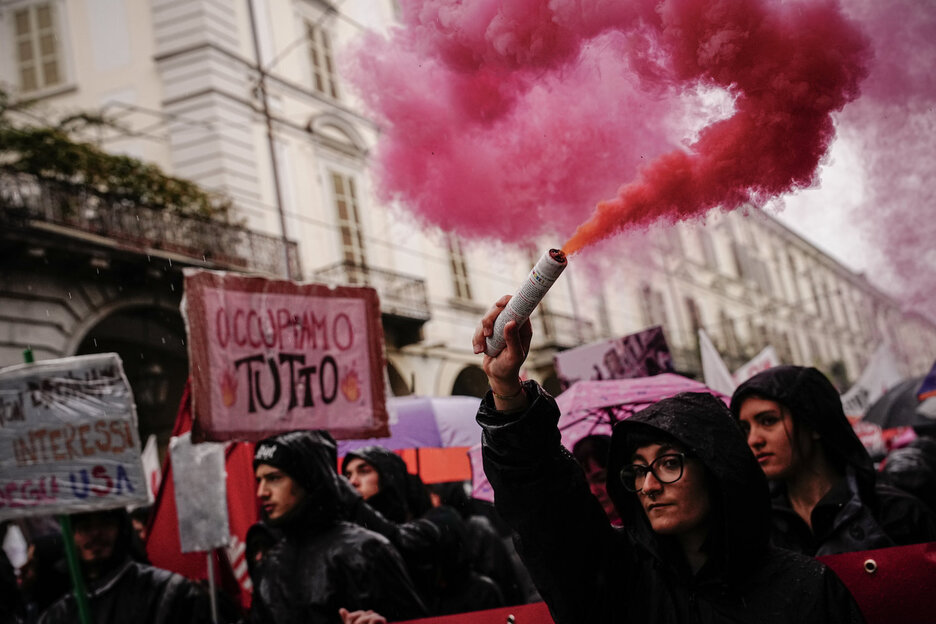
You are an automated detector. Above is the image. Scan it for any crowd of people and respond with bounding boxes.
[2,293,936,623]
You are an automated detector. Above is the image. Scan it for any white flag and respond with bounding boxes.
[699,329,736,396]
[841,343,903,418]
[140,434,162,504]
[733,346,781,385]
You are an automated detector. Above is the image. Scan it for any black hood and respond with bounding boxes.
[253,430,342,529]
[730,366,875,496]
[607,392,771,579]
[342,446,410,523]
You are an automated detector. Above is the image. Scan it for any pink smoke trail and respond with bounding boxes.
[834,0,936,314]
[344,0,869,253]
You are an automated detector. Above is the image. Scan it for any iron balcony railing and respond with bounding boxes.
[0,171,301,279]
[312,261,431,322]
[538,309,596,348]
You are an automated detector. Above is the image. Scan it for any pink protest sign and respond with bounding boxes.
[183,270,389,442]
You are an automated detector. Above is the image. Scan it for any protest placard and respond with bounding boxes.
[170,432,229,553]
[183,269,390,442]
[0,353,148,521]
[554,326,674,390]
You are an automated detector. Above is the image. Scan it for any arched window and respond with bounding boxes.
[451,365,489,398]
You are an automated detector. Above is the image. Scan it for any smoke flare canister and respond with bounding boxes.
[484,249,568,357]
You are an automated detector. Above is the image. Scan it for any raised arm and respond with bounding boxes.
[472,296,618,624]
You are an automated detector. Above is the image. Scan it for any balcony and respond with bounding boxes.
[536,309,596,351]
[312,261,431,348]
[0,171,301,279]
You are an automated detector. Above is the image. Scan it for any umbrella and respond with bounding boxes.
[470,374,727,501]
[338,395,483,484]
[863,376,936,432]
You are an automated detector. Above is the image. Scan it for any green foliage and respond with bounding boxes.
[0,91,233,219]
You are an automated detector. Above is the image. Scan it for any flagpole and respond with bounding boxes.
[23,348,93,624]
[207,550,219,624]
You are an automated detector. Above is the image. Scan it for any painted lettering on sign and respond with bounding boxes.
[214,307,355,352]
[12,420,136,467]
[0,464,136,509]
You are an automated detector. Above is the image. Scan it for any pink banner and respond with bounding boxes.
[184,270,389,442]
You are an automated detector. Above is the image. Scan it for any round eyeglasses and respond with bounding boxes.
[619,453,685,492]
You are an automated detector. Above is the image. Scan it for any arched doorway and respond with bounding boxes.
[387,361,411,396]
[75,306,188,461]
[451,365,489,398]
[542,372,562,397]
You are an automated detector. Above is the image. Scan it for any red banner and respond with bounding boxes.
[146,382,258,610]
[397,602,552,624]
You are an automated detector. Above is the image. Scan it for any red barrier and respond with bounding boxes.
[820,541,936,624]
[397,542,936,624]
[397,602,552,624]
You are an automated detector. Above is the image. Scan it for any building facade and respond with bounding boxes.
[1,0,934,454]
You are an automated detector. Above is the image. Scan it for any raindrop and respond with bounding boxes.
[67,291,72,300]
[147,255,151,262]
[170,284,175,292]
[181,338,186,346]
[161,337,166,344]
[95,268,100,275]
[203,255,207,262]
[168,258,172,267]
[45,309,50,317]
[93,338,98,347]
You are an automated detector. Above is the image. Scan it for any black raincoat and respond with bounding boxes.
[731,366,936,556]
[341,446,417,523]
[249,432,427,623]
[479,381,864,624]
[339,446,440,602]
[38,511,210,624]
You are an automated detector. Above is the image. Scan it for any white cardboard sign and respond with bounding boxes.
[0,354,148,520]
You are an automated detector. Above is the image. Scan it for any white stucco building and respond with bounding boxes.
[1,0,933,448]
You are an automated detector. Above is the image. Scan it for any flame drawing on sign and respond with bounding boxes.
[341,366,362,403]
[221,368,238,407]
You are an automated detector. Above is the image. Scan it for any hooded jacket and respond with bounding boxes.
[731,366,936,555]
[479,381,864,624]
[341,446,412,523]
[249,431,427,623]
[339,446,441,606]
[38,510,210,624]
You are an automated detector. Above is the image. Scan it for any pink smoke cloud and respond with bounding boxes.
[344,0,870,253]
[834,0,936,314]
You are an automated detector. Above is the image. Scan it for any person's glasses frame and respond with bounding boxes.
[619,452,686,492]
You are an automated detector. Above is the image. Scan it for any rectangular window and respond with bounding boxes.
[699,230,719,271]
[307,21,339,99]
[447,234,472,301]
[13,2,63,93]
[640,285,669,331]
[331,171,365,282]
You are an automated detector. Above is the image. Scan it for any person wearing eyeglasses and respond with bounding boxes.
[472,296,864,624]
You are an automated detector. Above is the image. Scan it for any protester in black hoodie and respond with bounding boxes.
[340,446,440,606]
[38,509,210,624]
[249,431,427,624]
[18,534,69,623]
[472,296,864,624]
[731,366,936,556]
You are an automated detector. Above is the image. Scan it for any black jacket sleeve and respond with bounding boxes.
[477,381,618,624]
